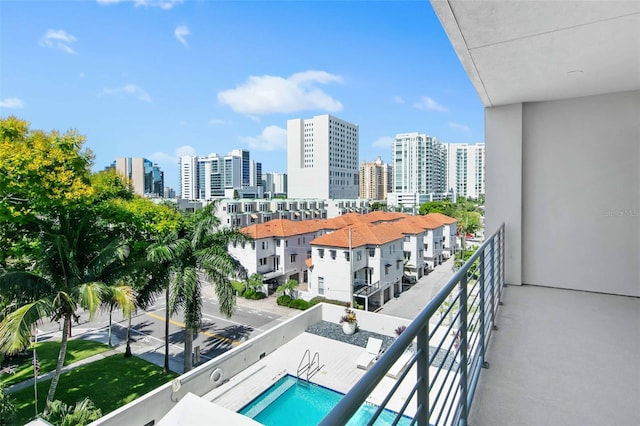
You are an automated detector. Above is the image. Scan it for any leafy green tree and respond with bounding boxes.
[0,211,134,412]
[370,202,387,211]
[277,279,299,299]
[0,117,94,268]
[418,200,456,216]
[43,397,102,426]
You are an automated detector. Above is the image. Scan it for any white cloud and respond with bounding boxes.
[449,122,470,132]
[174,25,190,47]
[413,96,448,112]
[218,70,343,115]
[149,145,197,165]
[239,125,287,151]
[100,84,152,102]
[372,136,395,148]
[97,0,183,9]
[0,98,25,109]
[393,96,404,104]
[39,29,78,55]
[135,0,183,10]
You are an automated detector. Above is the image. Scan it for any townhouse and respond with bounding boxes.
[308,222,405,311]
[424,212,458,258]
[229,211,457,309]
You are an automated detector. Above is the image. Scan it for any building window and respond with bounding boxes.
[251,242,255,250]
[356,251,362,261]
[369,249,375,257]
[397,260,402,270]
[259,258,267,266]
[330,250,336,260]
[261,241,267,250]
[318,277,324,295]
[385,264,390,275]
[318,248,324,258]
[344,251,350,261]
[276,239,281,247]
[290,254,297,263]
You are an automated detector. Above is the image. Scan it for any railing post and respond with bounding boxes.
[416,322,429,426]
[490,236,498,331]
[459,275,469,425]
[479,248,489,369]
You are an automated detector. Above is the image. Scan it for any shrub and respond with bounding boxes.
[243,290,266,300]
[308,297,348,307]
[277,295,293,306]
[288,299,310,310]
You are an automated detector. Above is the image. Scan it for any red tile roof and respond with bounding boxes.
[310,222,404,248]
[424,212,457,225]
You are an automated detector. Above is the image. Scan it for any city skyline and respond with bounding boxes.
[0,1,484,189]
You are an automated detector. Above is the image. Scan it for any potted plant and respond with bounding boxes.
[340,303,358,335]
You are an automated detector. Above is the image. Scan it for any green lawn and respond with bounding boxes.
[1,340,110,388]
[11,354,178,425]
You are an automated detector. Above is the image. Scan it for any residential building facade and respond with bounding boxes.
[359,156,393,201]
[446,143,485,199]
[287,114,359,199]
[215,198,326,228]
[391,132,447,198]
[179,150,263,200]
[228,211,454,309]
[262,172,288,198]
[112,157,164,197]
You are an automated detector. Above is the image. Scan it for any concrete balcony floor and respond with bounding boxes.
[469,285,640,426]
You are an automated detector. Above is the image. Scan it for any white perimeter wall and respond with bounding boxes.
[486,90,639,297]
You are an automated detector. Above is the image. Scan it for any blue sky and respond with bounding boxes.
[0,0,483,189]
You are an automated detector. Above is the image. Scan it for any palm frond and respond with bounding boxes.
[0,298,54,353]
[0,270,54,303]
[86,238,125,282]
[74,282,109,319]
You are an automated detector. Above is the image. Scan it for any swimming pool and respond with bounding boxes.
[239,374,411,425]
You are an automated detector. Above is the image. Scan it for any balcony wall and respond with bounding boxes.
[469,284,640,425]
[486,90,640,297]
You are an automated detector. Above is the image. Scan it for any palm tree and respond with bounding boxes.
[147,202,248,373]
[245,273,264,294]
[277,279,299,299]
[101,283,136,347]
[43,397,102,426]
[0,211,133,412]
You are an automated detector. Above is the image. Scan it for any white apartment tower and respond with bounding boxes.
[446,143,485,199]
[287,114,359,199]
[359,157,392,201]
[179,150,263,200]
[392,132,447,196]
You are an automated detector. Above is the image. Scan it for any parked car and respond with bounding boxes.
[402,275,418,285]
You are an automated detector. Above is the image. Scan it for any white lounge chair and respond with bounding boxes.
[356,337,383,370]
[386,351,413,379]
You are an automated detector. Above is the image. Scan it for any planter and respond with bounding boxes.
[342,321,357,335]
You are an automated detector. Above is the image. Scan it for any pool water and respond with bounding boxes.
[239,374,411,425]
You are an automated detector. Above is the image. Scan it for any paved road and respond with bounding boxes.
[35,287,297,373]
[379,257,456,320]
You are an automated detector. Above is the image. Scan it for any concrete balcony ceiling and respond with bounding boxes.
[431,0,640,106]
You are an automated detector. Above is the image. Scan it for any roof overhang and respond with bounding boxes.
[430,0,640,106]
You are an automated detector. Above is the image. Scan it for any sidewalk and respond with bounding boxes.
[6,347,119,394]
[379,257,456,319]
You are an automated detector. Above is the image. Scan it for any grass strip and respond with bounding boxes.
[1,339,110,388]
[11,354,178,425]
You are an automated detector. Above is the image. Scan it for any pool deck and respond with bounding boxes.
[205,331,420,417]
